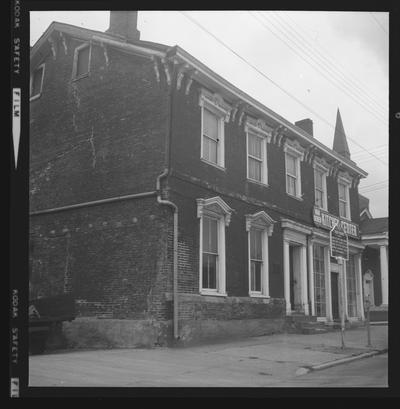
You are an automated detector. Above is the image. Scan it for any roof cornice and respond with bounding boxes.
[30,23,368,178]
[170,47,368,178]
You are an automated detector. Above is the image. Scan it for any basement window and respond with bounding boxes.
[30,64,45,100]
[72,43,91,79]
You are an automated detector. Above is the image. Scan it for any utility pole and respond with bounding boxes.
[365,295,372,347]
[338,257,346,349]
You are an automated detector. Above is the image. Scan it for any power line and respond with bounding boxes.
[280,11,388,109]
[358,185,388,194]
[369,12,389,35]
[352,144,387,156]
[178,12,387,168]
[252,11,387,124]
[359,179,388,189]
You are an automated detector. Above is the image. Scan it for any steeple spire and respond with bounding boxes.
[333,108,351,159]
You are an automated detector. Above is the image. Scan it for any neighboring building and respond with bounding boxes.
[359,194,388,314]
[29,12,369,348]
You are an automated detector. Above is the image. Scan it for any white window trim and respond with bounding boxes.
[197,196,233,296]
[199,90,231,170]
[30,63,45,101]
[284,142,304,199]
[72,42,92,80]
[245,121,271,186]
[246,211,275,298]
[338,175,352,221]
[313,162,328,211]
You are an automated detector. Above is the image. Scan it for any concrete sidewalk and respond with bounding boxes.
[29,324,387,387]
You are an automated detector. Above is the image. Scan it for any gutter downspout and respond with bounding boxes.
[156,60,180,342]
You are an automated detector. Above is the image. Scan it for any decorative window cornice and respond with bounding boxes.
[245,211,275,235]
[338,171,352,185]
[283,138,305,160]
[199,89,232,122]
[196,196,233,226]
[313,156,329,172]
[244,117,273,141]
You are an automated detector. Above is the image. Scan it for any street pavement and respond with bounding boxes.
[29,324,388,388]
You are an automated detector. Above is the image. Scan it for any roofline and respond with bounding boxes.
[170,46,368,178]
[30,22,368,178]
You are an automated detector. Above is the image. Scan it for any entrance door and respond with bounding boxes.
[289,245,302,312]
[331,272,340,320]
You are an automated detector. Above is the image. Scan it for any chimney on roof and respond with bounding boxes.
[295,118,313,137]
[106,11,140,42]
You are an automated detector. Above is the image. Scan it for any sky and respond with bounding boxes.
[30,10,389,218]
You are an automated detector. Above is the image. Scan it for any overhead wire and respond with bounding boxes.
[179,11,388,167]
[280,11,388,110]
[251,11,387,124]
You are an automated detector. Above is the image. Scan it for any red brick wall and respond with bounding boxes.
[30,34,169,211]
[29,197,174,320]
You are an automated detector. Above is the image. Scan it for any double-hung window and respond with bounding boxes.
[199,90,231,169]
[284,142,304,199]
[72,43,91,79]
[250,228,263,293]
[246,211,275,298]
[30,64,45,100]
[202,108,220,165]
[286,153,298,196]
[314,164,328,210]
[313,244,326,317]
[197,196,233,296]
[346,255,358,317]
[202,216,219,290]
[338,178,351,219]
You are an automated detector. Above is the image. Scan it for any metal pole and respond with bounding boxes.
[338,257,346,349]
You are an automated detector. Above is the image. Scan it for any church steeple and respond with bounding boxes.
[333,108,351,159]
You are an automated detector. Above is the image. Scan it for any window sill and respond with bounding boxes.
[200,290,227,297]
[286,193,303,201]
[200,158,226,171]
[29,93,42,102]
[314,204,328,212]
[249,293,270,299]
[247,178,269,188]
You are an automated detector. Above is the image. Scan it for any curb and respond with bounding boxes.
[296,348,388,376]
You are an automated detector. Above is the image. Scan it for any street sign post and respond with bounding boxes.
[330,221,349,349]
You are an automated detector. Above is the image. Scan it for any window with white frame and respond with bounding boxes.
[284,147,303,198]
[197,196,233,295]
[202,216,219,290]
[73,44,91,79]
[313,244,326,317]
[247,130,269,184]
[199,90,231,169]
[30,64,45,99]
[338,179,351,219]
[346,255,358,317]
[314,165,328,210]
[246,211,275,297]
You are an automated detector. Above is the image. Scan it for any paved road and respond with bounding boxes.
[279,353,388,387]
[29,326,388,388]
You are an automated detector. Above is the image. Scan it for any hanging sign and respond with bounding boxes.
[330,221,349,260]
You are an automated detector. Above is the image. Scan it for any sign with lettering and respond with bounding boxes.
[330,222,349,260]
[313,207,358,238]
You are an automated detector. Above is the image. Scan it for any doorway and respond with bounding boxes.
[331,272,340,320]
[289,245,302,312]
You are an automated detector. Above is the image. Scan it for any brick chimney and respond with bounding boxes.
[295,118,313,137]
[106,11,140,42]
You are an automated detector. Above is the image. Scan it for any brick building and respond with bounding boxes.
[29,12,369,348]
[359,194,388,320]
